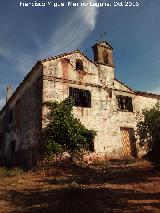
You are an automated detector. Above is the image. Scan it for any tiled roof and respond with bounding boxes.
[115,78,160,99]
[136,91,160,99]
[40,49,98,66]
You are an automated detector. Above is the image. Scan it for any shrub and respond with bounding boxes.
[137,103,160,167]
[41,97,96,159]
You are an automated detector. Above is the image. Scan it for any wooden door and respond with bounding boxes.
[121,128,137,157]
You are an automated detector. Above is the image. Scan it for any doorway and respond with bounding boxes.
[120,128,137,157]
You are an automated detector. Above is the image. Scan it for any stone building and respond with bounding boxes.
[0,41,160,168]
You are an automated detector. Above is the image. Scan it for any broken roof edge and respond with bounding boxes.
[114,78,135,92]
[114,78,160,99]
[136,91,160,100]
[40,49,98,66]
[0,49,98,116]
[91,40,113,50]
[40,49,79,62]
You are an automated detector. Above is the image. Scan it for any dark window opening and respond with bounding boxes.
[117,95,133,112]
[9,110,13,123]
[103,50,108,64]
[76,59,83,70]
[69,87,91,108]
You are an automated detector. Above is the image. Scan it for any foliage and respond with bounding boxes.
[41,97,96,158]
[137,103,160,167]
[36,155,56,173]
[0,167,23,177]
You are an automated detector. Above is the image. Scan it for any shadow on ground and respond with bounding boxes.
[1,159,160,213]
[2,187,160,213]
[40,159,160,185]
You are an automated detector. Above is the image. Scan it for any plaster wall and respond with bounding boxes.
[42,53,138,157]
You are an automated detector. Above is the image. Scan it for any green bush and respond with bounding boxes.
[41,97,96,158]
[137,103,160,167]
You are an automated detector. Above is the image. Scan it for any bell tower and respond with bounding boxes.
[92,41,114,67]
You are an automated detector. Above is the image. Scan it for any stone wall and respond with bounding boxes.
[1,47,160,166]
[42,52,134,158]
[42,52,160,159]
[0,63,43,167]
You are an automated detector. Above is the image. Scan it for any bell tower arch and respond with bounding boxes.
[92,41,114,67]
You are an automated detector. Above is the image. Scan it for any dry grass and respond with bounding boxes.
[0,158,160,213]
[0,167,23,177]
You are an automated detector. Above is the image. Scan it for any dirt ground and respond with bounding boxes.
[0,158,160,213]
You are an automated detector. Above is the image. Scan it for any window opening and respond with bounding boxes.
[76,59,83,70]
[117,95,133,112]
[69,87,91,108]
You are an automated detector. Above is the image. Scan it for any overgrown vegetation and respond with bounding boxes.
[137,103,160,167]
[41,97,96,161]
[0,167,23,177]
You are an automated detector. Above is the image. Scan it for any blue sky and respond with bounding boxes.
[0,0,160,109]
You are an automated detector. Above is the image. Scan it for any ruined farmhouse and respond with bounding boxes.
[0,41,160,168]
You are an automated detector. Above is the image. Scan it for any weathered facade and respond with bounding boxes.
[0,41,160,168]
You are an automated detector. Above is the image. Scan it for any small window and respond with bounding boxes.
[69,87,91,108]
[76,59,83,70]
[117,95,133,112]
[103,50,108,64]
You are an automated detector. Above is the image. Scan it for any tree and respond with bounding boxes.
[41,97,96,158]
[137,103,160,167]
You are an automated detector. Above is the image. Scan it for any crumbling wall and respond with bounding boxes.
[42,53,137,158]
[42,52,160,159]
[134,95,159,112]
[0,64,43,168]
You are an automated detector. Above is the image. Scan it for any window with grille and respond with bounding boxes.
[117,95,133,112]
[76,59,83,70]
[69,87,91,108]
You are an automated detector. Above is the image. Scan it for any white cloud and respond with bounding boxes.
[79,1,97,30]
[0,0,98,74]
[38,0,98,58]
[0,1,98,107]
